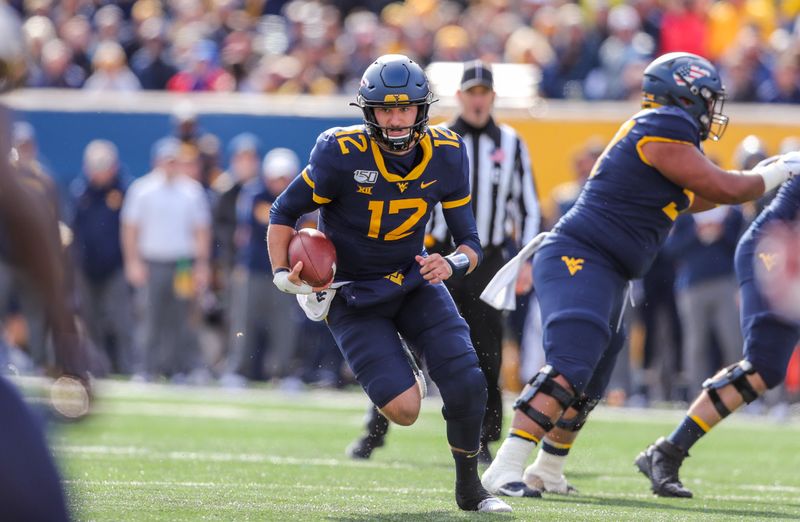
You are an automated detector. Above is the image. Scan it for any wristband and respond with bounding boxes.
[444,252,470,279]
[273,267,290,275]
[755,163,788,193]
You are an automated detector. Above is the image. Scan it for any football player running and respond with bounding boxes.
[481,52,800,498]
[636,172,800,498]
[267,54,511,512]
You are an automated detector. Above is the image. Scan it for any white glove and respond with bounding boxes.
[273,269,313,295]
[753,151,800,192]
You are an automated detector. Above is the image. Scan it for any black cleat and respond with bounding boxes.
[345,435,384,459]
[456,481,512,512]
[346,405,389,459]
[635,437,693,498]
[477,445,493,466]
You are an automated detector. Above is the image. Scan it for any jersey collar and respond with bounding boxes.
[369,133,433,183]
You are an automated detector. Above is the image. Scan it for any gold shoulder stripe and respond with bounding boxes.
[636,136,694,167]
[302,169,331,204]
[442,194,471,209]
[312,193,331,204]
[301,169,315,188]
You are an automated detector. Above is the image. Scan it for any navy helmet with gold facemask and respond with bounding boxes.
[353,54,436,153]
[642,52,728,142]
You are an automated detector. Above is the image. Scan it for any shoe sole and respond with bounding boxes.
[495,482,542,498]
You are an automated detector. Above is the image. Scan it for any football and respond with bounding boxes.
[287,228,337,287]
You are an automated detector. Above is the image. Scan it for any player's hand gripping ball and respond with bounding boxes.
[288,228,337,287]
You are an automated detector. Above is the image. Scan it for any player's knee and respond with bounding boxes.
[434,354,486,419]
[544,310,610,393]
[380,385,421,426]
[747,362,779,391]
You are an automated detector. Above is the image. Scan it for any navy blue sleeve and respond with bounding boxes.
[441,145,482,265]
[269,130,341,228]
[269,173,319,228]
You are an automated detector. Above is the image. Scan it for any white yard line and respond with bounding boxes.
[64,479,451,495]
[57,445,416,470]
[62,478,794,504]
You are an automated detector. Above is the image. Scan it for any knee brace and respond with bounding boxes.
[702,360,759,418]
[555,395,599,432]
[513,365,575,433]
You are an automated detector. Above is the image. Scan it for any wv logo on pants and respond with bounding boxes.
[561,256,585,276]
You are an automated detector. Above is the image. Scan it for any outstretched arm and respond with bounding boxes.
[642,142,794,204]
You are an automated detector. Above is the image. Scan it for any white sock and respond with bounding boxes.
[482,434,537,487]
[529,443,567,479]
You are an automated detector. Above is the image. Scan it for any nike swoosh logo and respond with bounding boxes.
[420,180,438,189]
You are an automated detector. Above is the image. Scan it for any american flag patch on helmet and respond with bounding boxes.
[673,64,710,86]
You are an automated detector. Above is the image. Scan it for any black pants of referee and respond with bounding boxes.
[446,246,507,447]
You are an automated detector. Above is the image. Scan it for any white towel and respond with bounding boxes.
[480,232,550,311]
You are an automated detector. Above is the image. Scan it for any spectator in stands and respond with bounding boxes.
[7,0,800,104]
[30,38,85,88]
[121,137,211,381]
[540,4,600,99]
[222,148,300,386]
[658,0,707,57]
[756,51,800,104]
[83,41,141,92]
[213,133,261,281]
[59,15,93,79]
[585,3,655,100]
[707,0,776,62]
[719,28,772,102]
[167,39,235,92]
[664,206,745,394]
[130,17,177,90]
[70,140,134,374]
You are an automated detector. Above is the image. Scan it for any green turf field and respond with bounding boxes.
[50,381,800,521]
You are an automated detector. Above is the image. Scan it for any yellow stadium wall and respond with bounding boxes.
[492,107,800,221]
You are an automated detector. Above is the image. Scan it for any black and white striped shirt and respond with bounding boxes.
[429,116,540,250]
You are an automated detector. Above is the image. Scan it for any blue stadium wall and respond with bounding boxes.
[20,109,361,196]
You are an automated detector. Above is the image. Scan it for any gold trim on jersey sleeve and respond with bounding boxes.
[636,136,694,167]
[302,168,332,204]
[370,134,433,182]
[442,194,471,209]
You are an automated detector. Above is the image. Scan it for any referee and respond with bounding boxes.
[346,61,541,463]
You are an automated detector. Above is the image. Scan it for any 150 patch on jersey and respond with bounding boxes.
[354,170,378,184]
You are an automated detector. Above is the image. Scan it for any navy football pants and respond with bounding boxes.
[736,231,800,388]
[533,235,628,397]
[0,376,69,521]
[327,281,487,450]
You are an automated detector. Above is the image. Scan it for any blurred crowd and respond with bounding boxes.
[1,107,346,390]
[7,0,800,102]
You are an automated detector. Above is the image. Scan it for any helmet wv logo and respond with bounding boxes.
[673,65,710,86]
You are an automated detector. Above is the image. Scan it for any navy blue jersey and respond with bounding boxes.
[70,176,130,281]
[749,176,800,235]
[271,125,481,281]
[555,106,700,279]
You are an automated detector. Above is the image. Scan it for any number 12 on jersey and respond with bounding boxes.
[367,198,428,241]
